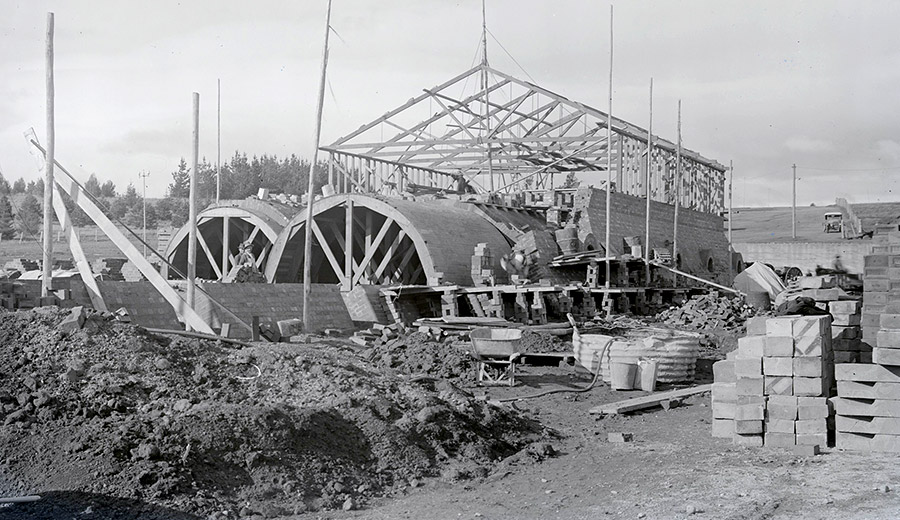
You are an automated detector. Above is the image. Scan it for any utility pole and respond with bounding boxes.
[481,0,494,193]
[605,5,613,291]
[792,163,797,239]
[644,78,652,285]
[728,160,734,281]
[217,78,221,203]
[139,170,150,257]
[187,93,199,324]
[43,12,55,298]
[302,0,333,333]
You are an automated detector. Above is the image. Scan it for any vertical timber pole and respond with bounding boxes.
[303,0,333,332]
[482,0,494,194]
[792,163,797,239]
[673,100,682,271]
[728,159,734,280]
[644,78,652,285]
[604,5,613,291]
[187,92,200,325]
[43,12,55,298]
[216,78,221,202]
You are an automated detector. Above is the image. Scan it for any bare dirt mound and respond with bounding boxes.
[0,308,549,518]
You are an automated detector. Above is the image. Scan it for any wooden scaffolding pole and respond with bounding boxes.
[42,12,55,298]
[604,5,613,290]
[187,92,199,321]
[303,0,333,331]
[216,78,221,202]
[673,100,682,277]
[644,78,653,284]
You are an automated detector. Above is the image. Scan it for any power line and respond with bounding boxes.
[796,165,900,172]
[487,28,536,83]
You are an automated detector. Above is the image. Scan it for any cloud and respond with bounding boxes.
[785,136,834,154]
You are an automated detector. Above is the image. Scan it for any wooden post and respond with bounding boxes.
[302,0,333,332]
[673,100,682,278]
[728,159,734,280]
[251,315,260,342]
[42,12,55,297]
[187,92,199,321]
[52,183,106,311]
[604,5,613,290]
[344,197,353,289]
[644,78,652,285]
[217,78,221,202]
[792,163,797,239]
[221,216,230,280]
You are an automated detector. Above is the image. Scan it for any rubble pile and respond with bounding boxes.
[0,308,547,517]
[364,331,477,382]
[655,292,759,331]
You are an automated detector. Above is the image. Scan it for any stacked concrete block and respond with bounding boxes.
[833,364,900,453]
[711,359,736,438]
[715,315,834,448]
[860,252,900,358]
[471,243,494,286]
[828,300,866,363]
[440,289,459,318]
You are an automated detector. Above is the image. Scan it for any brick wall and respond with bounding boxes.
[194,282,353,337]
[734,241,870,275]
[576,187,732,283]
[341,285,389,324]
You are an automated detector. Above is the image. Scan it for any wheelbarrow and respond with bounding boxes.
[469,327,523,386]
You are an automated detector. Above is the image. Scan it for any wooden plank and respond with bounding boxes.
[221,216,230,279]
[196,230,223,279]
[353,217,395,285]
[373,230,407,281]
[589,384,713,415]
[51,183,106,311]
[344,197,353,289]
[30,140,214,334]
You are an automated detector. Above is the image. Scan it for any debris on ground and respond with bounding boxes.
[0,307,549,517]
[654,292,760,331]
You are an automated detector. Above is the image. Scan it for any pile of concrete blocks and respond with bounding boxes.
[712,314,834,448]
[861,251,900,355]
[831,305,900,452]
[827,300,867,363]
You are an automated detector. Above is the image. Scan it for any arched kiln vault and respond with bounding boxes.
[265,194,514,288]
[164,200,295,281]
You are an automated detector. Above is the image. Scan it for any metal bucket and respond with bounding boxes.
[555,226,579,255]
[610,362,638,390]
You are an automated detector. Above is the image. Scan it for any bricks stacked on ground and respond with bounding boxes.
[828,300,865,363]
[832,296,900,452]
[731,316,767,446]
[717,315,834,447]
[860,250,900,361]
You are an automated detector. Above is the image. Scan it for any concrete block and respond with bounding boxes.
[831,314,861,327]
[831,326,859,340]
[835,431,900,453]
[735,401,765,421]
[836,363,900,382]
[860,352,873,363]
[794,335,823,357]
[793,357,824,378]
[793,315,831,338]
[745,316,768,336]
[795,419,827,435]
[764,376,793,396]
[764,418,795,434]
[865,267,889,279]
[763,357,793,377]
[866,279,890,292]
[836,380,900,400]
[832,338,862,351]
[793,444,820,456]
[833,351,859,363]
[862,313,883,328]
[793,377,826,397]
[712,402,736,419]
[713,359,736,382]
[764,336,794,357]
[878,330,900,349]
[797,397,830,419]
[607,432,633,443]
[873,347,900,366]
[712,419,735,439]
[737,336,766,358]
[736,376,764,396]
[735,357,762,377]
[765,317,794,337]
[768,395,799,420]
[734,420,764,434]
[712,382,737,403]
[829,300,861,314]
[796,433,828,447]
[836,415,900,435]
[865,254,890,268]
[765,432,796,447]
[880,314,900,330]
[732,433,764,447]
[832,397,900,418]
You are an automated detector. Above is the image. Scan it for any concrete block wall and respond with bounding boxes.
[341,285,389,324]
[734,241,870,275]
[576,187,731,283]
[195,282,353,337]
[87,281,181,329]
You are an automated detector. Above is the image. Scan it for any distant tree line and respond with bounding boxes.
[0,151,326,239]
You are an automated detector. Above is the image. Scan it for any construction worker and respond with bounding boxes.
[832,255,845,273]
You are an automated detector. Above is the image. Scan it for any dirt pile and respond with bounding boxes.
[364,332,477,382]
[0,308,548,517]
[655,292,758,331]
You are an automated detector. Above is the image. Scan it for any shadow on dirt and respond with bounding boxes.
[0,490,200,520]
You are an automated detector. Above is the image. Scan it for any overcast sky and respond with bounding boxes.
[2,0,899,206]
